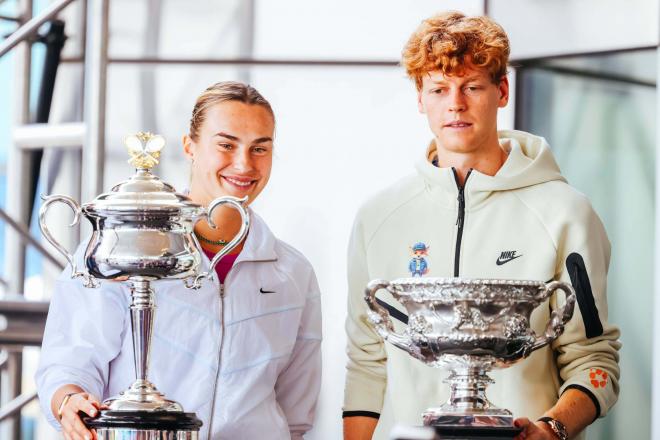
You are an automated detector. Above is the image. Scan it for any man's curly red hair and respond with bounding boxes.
[402,12,510,90]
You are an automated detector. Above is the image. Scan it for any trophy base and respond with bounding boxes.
[433,425,522,439]
[422,409,521,439]
[389,424,522,440]
[423,410,514,427]
[82,410,203,439]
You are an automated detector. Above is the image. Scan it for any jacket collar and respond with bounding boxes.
[196,208,278,278]
[234,208,278,264]
[414,139,522,208]
[414,130,565,209]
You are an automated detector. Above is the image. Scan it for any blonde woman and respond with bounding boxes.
[36,81,322,440]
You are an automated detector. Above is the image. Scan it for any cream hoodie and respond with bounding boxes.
[343,130,621,439]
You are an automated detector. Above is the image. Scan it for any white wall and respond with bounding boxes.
[251,2,485,438]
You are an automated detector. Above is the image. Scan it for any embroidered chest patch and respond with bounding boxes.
[408,242,430,277]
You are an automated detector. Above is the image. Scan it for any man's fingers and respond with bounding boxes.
[513,417,531,440]
[514,417,531,428]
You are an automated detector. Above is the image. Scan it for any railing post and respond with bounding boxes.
[2,0,32,438]
[81,0,109,206]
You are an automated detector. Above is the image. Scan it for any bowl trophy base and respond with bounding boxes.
[82,410,203,440]
[432,424,522,439]
[423,410,521,439]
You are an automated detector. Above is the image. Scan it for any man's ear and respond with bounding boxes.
[417,91,426,114]
[498,76,510,108]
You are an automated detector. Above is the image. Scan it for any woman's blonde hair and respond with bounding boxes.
[402,11,510,90]
[189,81,275,141]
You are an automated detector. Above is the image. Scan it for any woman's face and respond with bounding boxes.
[183,101,275,206]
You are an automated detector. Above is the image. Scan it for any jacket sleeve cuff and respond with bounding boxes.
[342,410,380,419]
[343,368,386,415]
[558,367,618,418]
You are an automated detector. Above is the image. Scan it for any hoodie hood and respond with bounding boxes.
[415,130,566,207]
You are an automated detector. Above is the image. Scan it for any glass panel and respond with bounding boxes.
[516,49,656,440]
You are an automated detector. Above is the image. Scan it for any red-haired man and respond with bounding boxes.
[343,12,620,440]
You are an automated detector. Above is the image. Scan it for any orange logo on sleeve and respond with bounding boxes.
[589,368,608,388]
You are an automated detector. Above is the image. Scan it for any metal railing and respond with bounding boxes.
[0,390,38,422]
[0,0,75,58]
[0,208,64,270]
[0,1,83,439]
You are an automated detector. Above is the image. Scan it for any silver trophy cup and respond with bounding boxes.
[365,277,575,432]
[39,133,249,439]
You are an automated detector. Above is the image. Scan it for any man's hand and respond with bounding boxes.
[514,418,558,439]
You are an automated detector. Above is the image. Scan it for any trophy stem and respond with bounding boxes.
[444,367,494,410]
[423,365,513,427]
[130,279,154,384]
[103,278,183,411]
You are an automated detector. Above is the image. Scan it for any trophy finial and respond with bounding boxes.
[125,132,166,170]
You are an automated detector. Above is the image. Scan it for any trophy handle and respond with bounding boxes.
[185,195,250,290]
[364,279,413,353]
[530,280,576,352]
[39,195,98,288]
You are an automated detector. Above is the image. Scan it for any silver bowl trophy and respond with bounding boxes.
[39,132,249,439]
[365,277,576,439]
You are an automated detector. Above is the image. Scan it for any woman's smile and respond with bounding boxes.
[221,175,257,189]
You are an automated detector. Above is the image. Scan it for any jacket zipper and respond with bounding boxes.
[452,168,472,277]
[206,275,229,439]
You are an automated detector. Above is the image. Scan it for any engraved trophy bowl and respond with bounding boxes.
[365,277,575,436]
[39,132,250,439]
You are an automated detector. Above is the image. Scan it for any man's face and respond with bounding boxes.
[417,64,509,155]
[183,101,274,206]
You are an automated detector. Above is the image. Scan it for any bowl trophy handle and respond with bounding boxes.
[39,194,98,288]
[530,280,576,353]
[364,280,413,353]
[185,195,250,289]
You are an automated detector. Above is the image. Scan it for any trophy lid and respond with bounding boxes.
[82,132,201,213]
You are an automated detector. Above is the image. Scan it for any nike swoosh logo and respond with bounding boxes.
[496,255,522,266]
[259,288,276,294]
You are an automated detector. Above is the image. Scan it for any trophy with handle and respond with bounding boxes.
[365,277,575,439]
[39,132,249,439]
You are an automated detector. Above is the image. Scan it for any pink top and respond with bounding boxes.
[202,249,239,284]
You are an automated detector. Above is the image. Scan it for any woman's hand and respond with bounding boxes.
[513,418,559,440]
[59,392,105,440]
